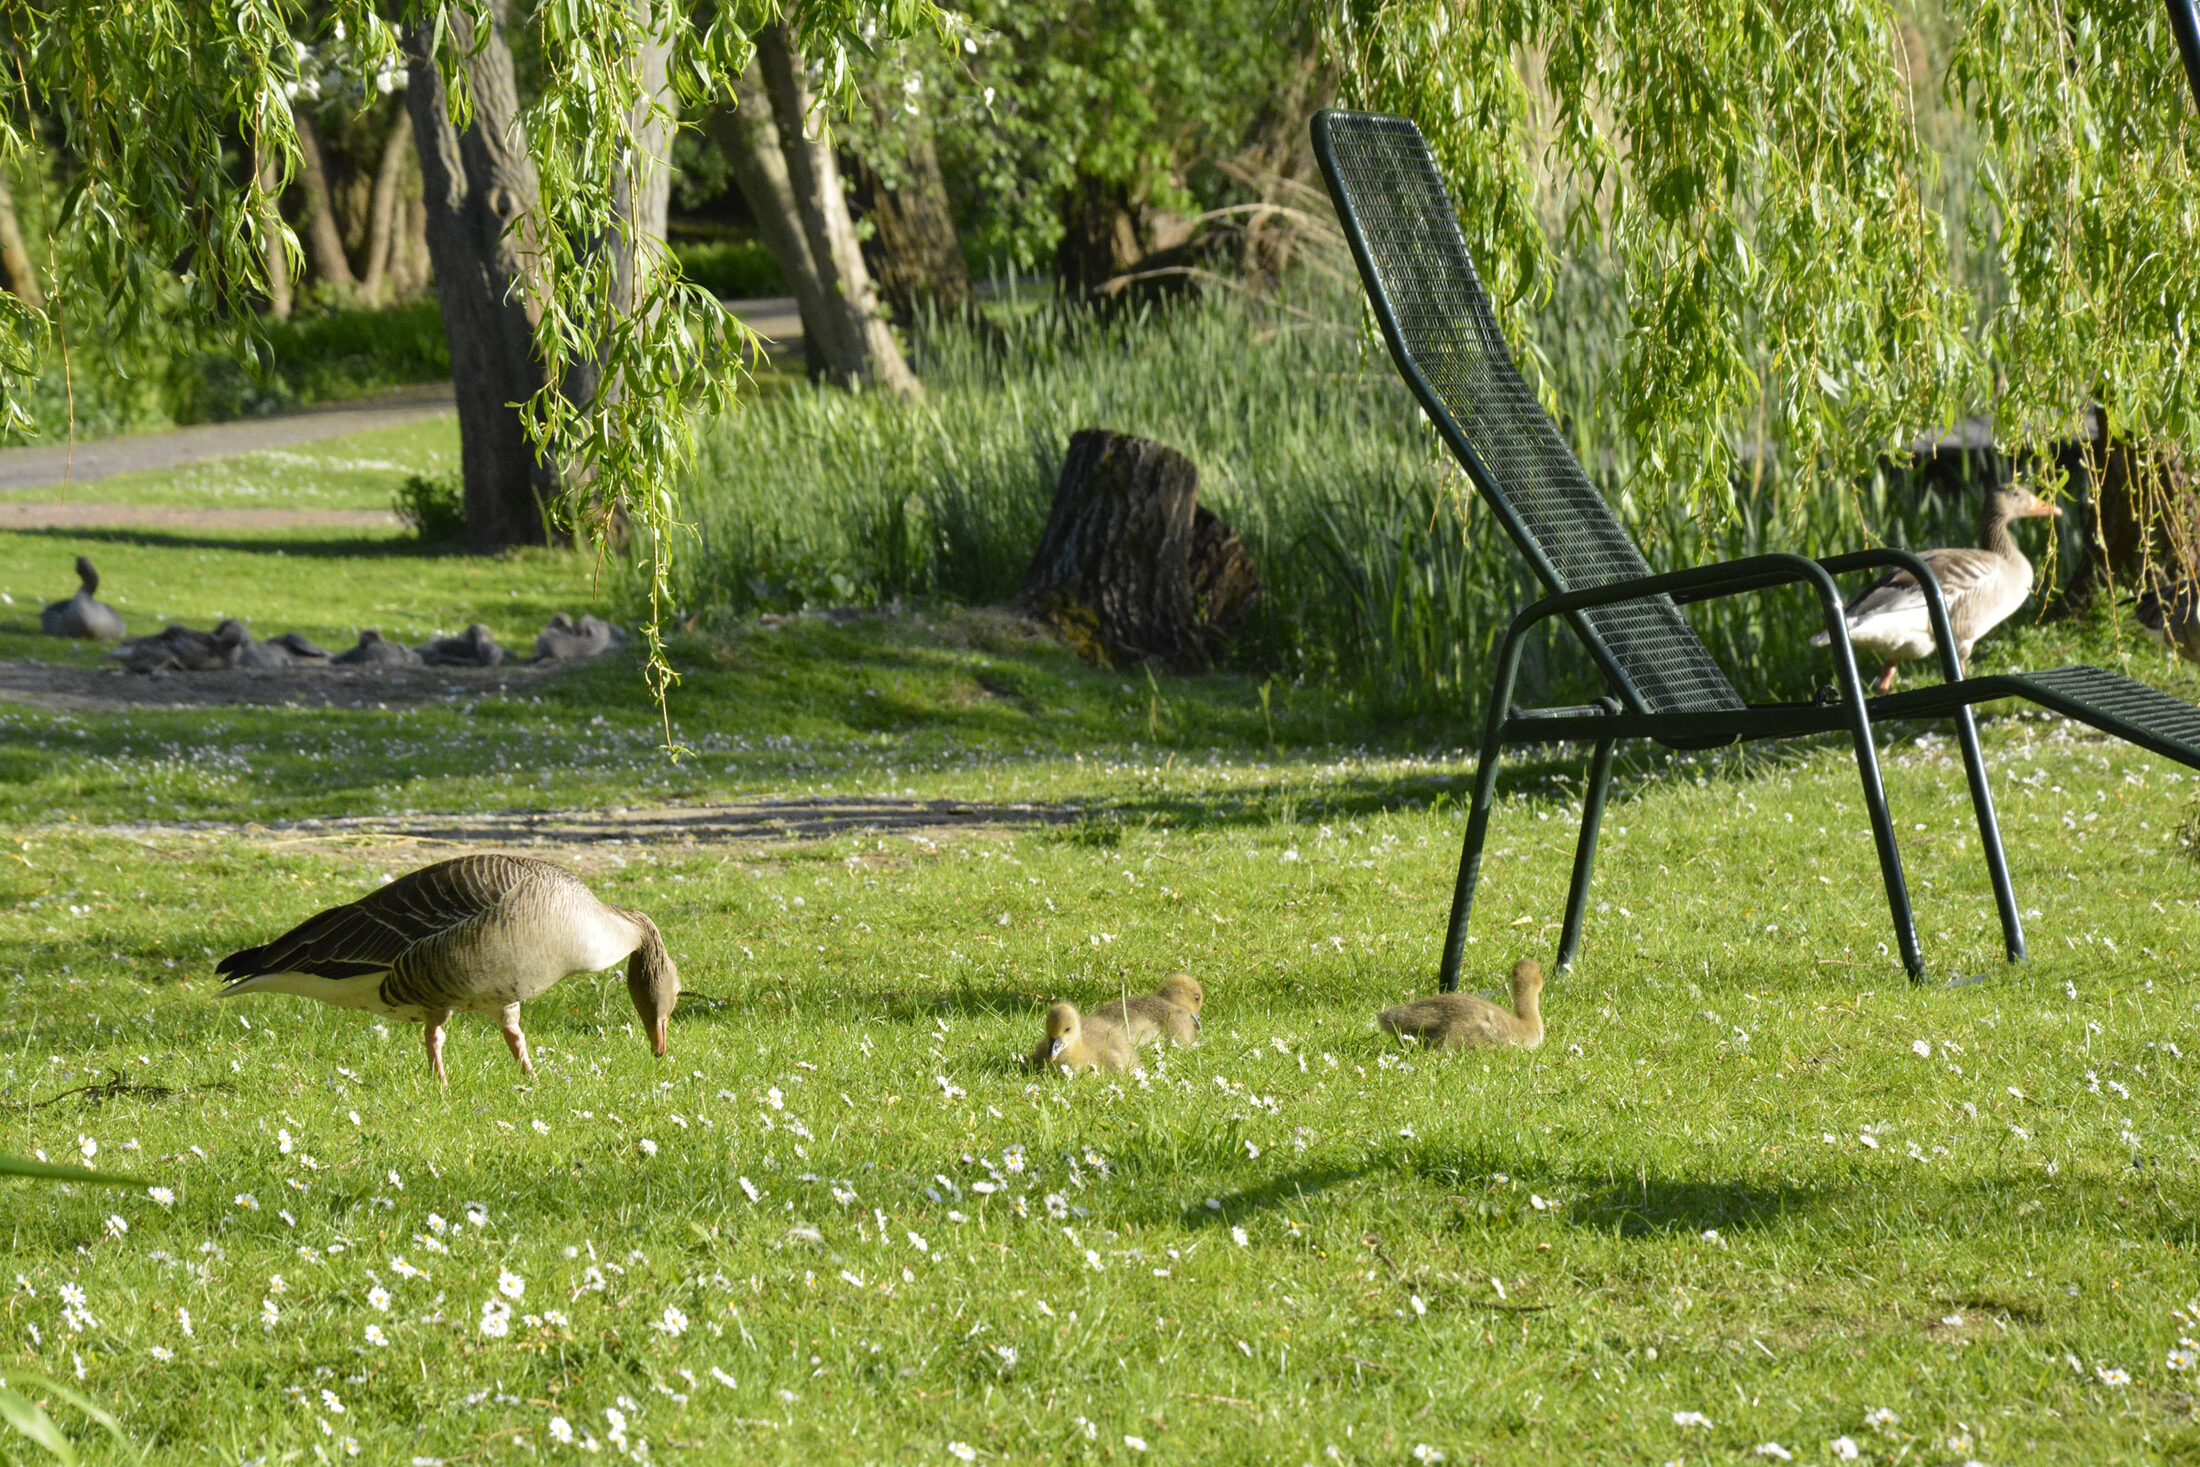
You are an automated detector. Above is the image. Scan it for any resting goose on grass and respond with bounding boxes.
[216,854,678,1083]
[1378,959,1544,1050]
[1092,972,1203,1047]
[1812,483,2061,692]
[40,557,125,641]
[1025,1002,1133,1075]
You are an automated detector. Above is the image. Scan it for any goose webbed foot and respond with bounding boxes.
[500,1005,534,1076]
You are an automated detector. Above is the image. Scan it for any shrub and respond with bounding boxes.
[393,471,467,543]
[671,239,788,299]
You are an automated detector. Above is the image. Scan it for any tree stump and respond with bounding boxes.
[1021,429,1260,671]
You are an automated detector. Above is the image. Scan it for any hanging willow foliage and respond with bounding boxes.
[0,0,936,748]
[1328,0,2200,531]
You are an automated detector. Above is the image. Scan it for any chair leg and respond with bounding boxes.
[1438,724,1506,994]
[1555,739,1616,972]
[1952,706,2026,963]
[1843,704,1925,978]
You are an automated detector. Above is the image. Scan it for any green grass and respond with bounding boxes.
[6,401,2200,1464]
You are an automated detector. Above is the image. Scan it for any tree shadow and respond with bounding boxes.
[8,524,438,559]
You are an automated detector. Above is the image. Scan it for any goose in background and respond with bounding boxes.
[1377,959,1544,1051]
[108,619,246,673]
[533,613,626,662]
[1812,483,2061,692]
[40,557,126,641]
[334,629,423,666]
[226,622,332,669]
[1025,1002,1133,1075]
[216,854,679,1083]
[417,623,505,667]
[1093,972,1203,1047]
[2135,583,2200,666]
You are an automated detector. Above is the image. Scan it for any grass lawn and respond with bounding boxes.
[3,426,2198,1465]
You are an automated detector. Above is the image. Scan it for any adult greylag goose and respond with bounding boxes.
[1812,483,2061,692]
[417,623,505,667]
[40,557,125,641]
[108,619,247,673]
[1377,959,1544,1050]
[1092,972,1202,1047]
[532,613,625,662]
[225,622,332,669]
[1025,1002,1134,1075]
[333,629,422,666]
[215,854,678,1083]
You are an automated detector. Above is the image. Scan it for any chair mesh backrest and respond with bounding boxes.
[1314,110,1743,716]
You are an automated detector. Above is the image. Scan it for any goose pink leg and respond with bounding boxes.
[423,1015,451,1085]
[499,1004,535,1076]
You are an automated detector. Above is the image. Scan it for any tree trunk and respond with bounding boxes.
[254,143,293,320]
[2055,404,2200,610]
[292,105,359,291]
[706,82,825,374]
[1021,429,1260,671]
[754,21,919,395]
[405,0,559,552]
[846,113,969,323]
[362,110,412,306]
[0,170,42,312]
[1056,174,1142,303]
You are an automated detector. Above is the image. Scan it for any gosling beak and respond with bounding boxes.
[1192,1012,1204,1032]
[1047,1037,1066,1061]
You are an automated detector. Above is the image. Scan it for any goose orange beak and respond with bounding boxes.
[648,1018,669,1058]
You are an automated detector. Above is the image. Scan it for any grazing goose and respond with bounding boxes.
[1025,1002,1134,1075]
[216,854,679,1083]
[1811,483,2061,692]
[1377,959,1544,1051]
[225,622,333,669]
[417,623,505,667]
[333,629,423,666]
[2135,584,2200,666]
[533,613,625,662]
[40,556,126,641]
[107,619,247,673]
[1092,972,1203,1047]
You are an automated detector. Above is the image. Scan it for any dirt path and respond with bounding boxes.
[0,384,457,495]
[0,501,401,532]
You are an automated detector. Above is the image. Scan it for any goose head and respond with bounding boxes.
[1508,958,1544,1011]
[624,913,679,1057]
[75,556,99,595]
[1042,1002,1082,1062]
[1985,484,2060,531]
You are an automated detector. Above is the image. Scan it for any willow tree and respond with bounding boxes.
[1330,0,2200,586]
[0,0,935,743]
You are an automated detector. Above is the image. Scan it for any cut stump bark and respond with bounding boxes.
[1021,429,1259,671]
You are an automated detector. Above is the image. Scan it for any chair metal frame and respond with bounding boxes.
[1313,107,2200,986]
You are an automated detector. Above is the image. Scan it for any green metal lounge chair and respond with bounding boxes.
[1312,108,2200,984]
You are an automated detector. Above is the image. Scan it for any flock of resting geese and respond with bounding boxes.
[44,480,2191,1076]
[211,854,1546,1082]
[38,556,624,669]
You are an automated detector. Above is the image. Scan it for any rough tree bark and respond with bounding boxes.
[0,171,42,311]
[291,106,358,291]
[1021,428,1260,671]
[846,110,969,323]
[361,110,412,306]
[254,143,293,320]
[754,21,919,394]
[706,77,825,372]
[405,0,560,552]
[2053,405,2200,609]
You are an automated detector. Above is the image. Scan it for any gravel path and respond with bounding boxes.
[0,383,456,494]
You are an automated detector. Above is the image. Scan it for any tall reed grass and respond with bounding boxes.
[668,280,1991,719]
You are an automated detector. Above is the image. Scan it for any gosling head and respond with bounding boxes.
[1157,972,1203,1013]
[1509,959,1544,1005]
[1042,1002,1082,1062]
[625,914,680,1058]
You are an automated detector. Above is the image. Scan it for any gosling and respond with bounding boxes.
[1025,1002,1134,1075]
[1377,959,1544,1050]
[1092,972,1202,1048]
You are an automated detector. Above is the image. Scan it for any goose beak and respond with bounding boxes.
[648,1018,669,1058]
[2024,495,2062,518]
[1047,1037,1067,1061]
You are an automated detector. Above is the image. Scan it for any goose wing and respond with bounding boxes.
[217,856,543,987]
[1832,548,2007,634]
